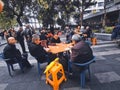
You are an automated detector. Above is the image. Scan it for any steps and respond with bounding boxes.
[97,40,116,45]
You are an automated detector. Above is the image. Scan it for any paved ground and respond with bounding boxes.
[0,39,7,46]
[0,38,120,90]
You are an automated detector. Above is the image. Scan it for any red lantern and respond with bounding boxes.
[0,0,4,12]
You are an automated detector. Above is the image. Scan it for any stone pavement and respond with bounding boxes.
[0,39,7,46]
[0,40,120,90]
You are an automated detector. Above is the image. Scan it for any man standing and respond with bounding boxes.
[24,25,33,44]
[16,27,26,53]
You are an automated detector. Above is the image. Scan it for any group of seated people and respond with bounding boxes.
[3,31,93,74]
[66,25,93,43]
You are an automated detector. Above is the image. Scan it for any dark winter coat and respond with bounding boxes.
[28,42,47,63]
[70,41,93,63]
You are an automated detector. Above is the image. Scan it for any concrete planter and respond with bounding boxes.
[95,33,112,41]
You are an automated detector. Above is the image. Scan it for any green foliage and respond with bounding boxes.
[2,0,36,26]
[72,0,97,25]
[57,18,65,26]
[38,0,58,27]
[92,29,99,33]
[38,0,76,27]
[104,27,114,34]
[0,12,17,29]
[1,0,97,28]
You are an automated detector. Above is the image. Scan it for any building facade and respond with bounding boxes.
[83,0,120,29]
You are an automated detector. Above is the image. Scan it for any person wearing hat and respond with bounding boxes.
[70,34,93,72]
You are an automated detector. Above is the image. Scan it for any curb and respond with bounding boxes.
[97,41,116,45]
[91,43,117,48]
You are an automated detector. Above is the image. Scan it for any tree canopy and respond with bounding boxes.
[0,0,96,29]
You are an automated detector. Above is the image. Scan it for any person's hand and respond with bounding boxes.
[69,46,73,48]
[62,42,66,44]
[44,48,50,52]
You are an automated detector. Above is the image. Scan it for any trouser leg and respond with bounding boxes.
[19,41,26,53]
[22,54,32,68]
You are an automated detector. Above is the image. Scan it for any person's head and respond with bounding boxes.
[53,34,59,40]
[86,26,89,30]
[77,25,81,29]
[19,27,23,31]
[41,30,46,34]
[32,34,40,45]
[81,26,84,29]
[74,28,79,34]
[71,34,81,44]
[8,37,16,45]
[26,24,30,28]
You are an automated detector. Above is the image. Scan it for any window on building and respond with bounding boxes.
[98,2,104,7]
[106,0,114,4]
[94,4,96,7]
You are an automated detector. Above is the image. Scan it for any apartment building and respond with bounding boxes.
[84,0,120,28]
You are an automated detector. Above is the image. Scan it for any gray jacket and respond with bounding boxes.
[70,41,93,63]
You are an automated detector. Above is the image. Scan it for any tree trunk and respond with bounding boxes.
[102,0,106,29]
[80,0,84,26]
[80,11,83,26]
[66,14,69,25]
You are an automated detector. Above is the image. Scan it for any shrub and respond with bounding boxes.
[104,26,114,34]
[92,29,99,33]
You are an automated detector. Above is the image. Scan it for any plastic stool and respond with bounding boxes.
[44,58,66,90]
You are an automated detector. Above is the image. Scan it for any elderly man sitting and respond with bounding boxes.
[28,34,56,63]
[70,34,93,72]
[3,37,32,68]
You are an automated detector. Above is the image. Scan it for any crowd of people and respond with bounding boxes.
[64,25,93,43]
[2,24,94,74]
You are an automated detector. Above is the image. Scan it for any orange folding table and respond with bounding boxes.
[48,43,72,54]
